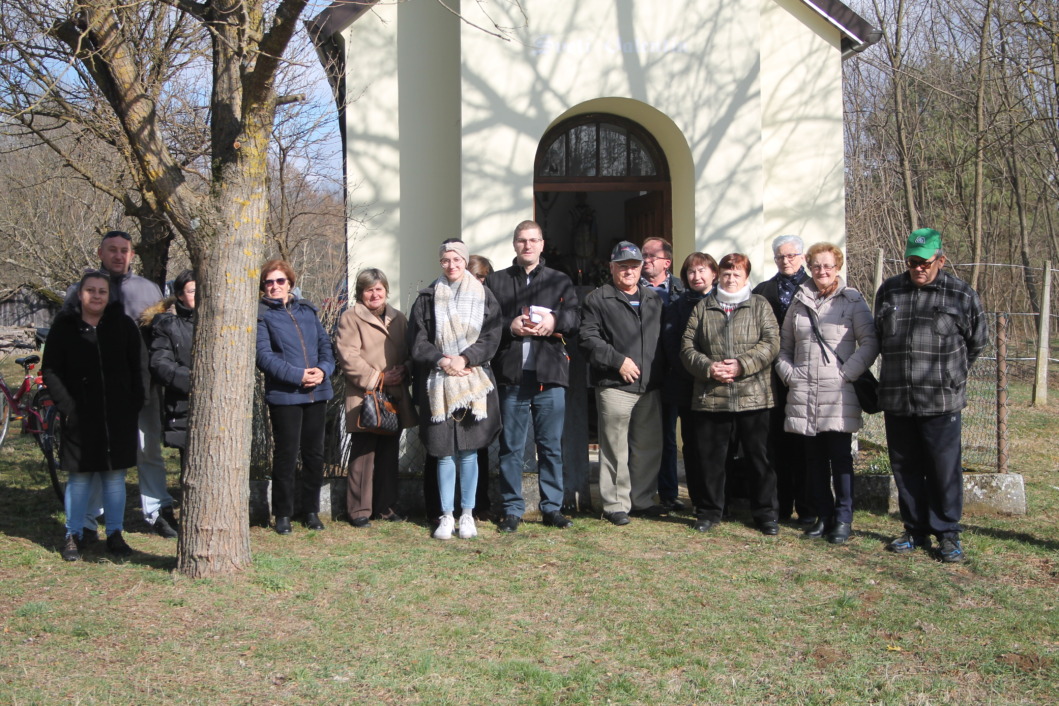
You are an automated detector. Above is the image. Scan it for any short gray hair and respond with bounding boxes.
[354,268,389,301]
[771,234,803,255]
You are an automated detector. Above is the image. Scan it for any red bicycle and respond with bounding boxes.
[0,346,63,503]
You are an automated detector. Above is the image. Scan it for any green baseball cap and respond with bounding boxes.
[905,228,942,259]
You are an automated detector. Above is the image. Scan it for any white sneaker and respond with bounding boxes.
[433,515,454,540]
[458,514,478,539]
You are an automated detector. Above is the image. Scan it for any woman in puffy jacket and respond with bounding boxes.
[147,270,195,459]
[775,242,878,544]
[256,259,335,535]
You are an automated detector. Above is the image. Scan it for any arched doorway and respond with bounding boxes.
[533,114,671,287]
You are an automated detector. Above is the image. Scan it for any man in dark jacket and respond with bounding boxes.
[62,231,176,539]
[485,221,580,532]
[640,237,685,512]
[753,234,814,526]
[876,228,988,563]
[579,241,664,526]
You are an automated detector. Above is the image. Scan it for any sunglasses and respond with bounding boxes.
[906,257,938,270]
[264,277,288,287]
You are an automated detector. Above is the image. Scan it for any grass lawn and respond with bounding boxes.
[1,370,1057,704]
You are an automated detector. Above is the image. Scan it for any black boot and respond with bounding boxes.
[826,522,852,544]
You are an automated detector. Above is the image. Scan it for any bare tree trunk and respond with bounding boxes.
[970,0,994,290]
[875,0,919,232]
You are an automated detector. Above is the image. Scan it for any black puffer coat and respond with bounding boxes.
[148,298,194,449]
[42,302,147,473]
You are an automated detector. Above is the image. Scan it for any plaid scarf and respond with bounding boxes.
[427,273,493,423]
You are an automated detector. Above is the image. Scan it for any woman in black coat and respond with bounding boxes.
[43,270,147,561]
[408,240,501,540]
[148,270,195,455]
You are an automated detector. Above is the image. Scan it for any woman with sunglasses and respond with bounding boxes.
[256,259,335,535]
[774,242,878,544]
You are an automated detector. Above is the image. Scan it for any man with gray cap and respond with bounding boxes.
[579,241,664,525]
[753,234,814,526]
[875,228,987,563]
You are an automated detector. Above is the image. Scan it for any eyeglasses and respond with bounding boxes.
[775,253,802,262]
[809,264,836,272]
[264,277,288,287]
[906,257,938,270]
[642,253,668,261]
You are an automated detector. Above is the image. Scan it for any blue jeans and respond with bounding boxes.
[83,386,172,527]
[497,372,566,516]
[438,450,478,514]
[66,470,126,538]
[656,401,679,501]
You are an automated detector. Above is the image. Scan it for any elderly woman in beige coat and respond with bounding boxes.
[335,268,418,527]
[775,242,878,544]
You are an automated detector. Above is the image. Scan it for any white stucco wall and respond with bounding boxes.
[338,0,849,295]
[759,0,848,279]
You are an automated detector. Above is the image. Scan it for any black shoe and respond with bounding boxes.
[802,520,829,539]
[661,498,686,513]
[887,532,930,554]
[938,535,967,563]
[542,511,573,529]
[153,514,178,539]
[349,516,372,528]
[81,528,99,546]
[61,534,81,562]
[602,511,631,526]
[692,519,715,533]
[629,504,666,518]
[304,513,325,531]
[105,531,133,558]
[826,522,852,544]
[377,509,405,522]
[275,517,292,535]
[160,506,180,532]
[756,521,780,536]
[498,514,522,533]
[795,515,819,528]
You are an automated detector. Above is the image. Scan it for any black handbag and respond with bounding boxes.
[806,310,881,415]
[357,380,400,434]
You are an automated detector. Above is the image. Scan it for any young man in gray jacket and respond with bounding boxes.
[875,228,988,563]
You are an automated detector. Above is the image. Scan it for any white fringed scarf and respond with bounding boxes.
[426,273,493,423]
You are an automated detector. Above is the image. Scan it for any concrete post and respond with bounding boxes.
[1032,261,1051,406]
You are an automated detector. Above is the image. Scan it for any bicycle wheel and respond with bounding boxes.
[37,405,64,504]
[0,393,9,449]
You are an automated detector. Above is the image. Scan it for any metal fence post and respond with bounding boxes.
[1033,261,1051,406]
[996,312,1009,474]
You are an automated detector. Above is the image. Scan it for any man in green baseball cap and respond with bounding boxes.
[874,227,988,564]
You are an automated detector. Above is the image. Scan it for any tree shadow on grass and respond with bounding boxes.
[0,481,177,571]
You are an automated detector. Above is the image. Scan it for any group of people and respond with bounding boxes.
[47,221,988,565]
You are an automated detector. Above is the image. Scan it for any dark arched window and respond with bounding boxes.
[535,114,668,183]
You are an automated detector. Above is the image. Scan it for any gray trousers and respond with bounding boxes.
[596,387,662,513]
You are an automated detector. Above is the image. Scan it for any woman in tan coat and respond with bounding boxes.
[335,268,418,527]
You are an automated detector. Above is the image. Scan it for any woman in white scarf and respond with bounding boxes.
[409,240,502,540]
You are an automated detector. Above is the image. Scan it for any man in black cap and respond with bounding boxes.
[875,228,988,563]
[579,241,664,525]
